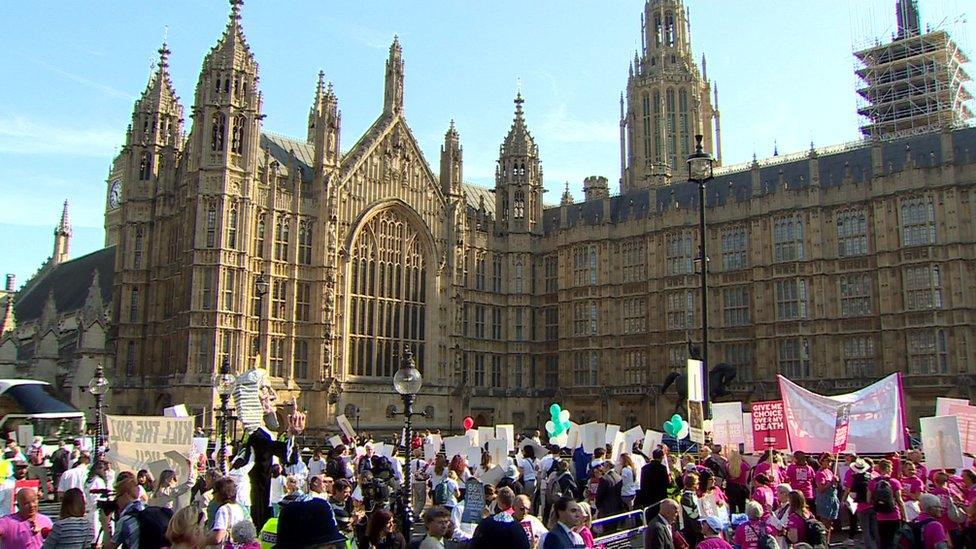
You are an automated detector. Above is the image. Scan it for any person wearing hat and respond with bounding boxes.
[843,457,875,547]
[272,496,346,549]
[697,515,732,548]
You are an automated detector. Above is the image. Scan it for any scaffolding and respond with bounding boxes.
[855,28,973,139]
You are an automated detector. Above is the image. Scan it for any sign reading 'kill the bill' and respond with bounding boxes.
[105,415,194,479]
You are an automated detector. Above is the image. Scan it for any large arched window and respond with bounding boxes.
[349,208,427,378]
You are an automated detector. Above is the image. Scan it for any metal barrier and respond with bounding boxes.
[591,499,666,548]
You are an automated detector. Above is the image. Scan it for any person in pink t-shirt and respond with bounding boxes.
[752,452,783,489]
[868,459,906,549]
[0,488,54,549]
[930,471,964,536]
[900,461,925,502]
[751,473,775,514]
[785,451,815,501]
[726,451,750,514]
[697,516,732,549]
[915,493,950,549]
[785,490,810,545]
[733,501,778,549]
[813,453,839,535]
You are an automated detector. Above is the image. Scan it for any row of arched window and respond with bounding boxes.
[210,113,247,154]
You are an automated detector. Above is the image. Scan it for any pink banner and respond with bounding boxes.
[832,403,853,454]
[751,400,789,450]
[779,373,907,454]
[937,400,976,454]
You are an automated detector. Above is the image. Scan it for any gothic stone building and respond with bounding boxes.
[7,0,976,432]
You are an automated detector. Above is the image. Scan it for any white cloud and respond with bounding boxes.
[23,55,134,101]
[538,103,618,144]
[0,116,121,157]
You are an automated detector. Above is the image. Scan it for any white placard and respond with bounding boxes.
[191,437,208,459]
[742,413,755,454]
[466,445,483,468]
[428,434,443,452]
[424,443,439,461]
[163,404,190,418]
[920,415,964,470]
[465,429,479,448]
[336,414,357,442]
[936,397,970,416]
[582,422,605,454]
[478,427,496,447]
[480,465,506,486]
[328,435,343,448]
[604,424,620,446]
[611,432,626,459]
[623,426,644,451]
[641,430,664,457]
[687,359,705,403]
[711,402,744,447]
[487,438,508,466]
[519,439,546,460]
[565,421,581,449]
[496,424,516,454]
[444,435,471,460]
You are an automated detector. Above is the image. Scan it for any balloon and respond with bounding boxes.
[560,420,571,433]
[664,415,685,437]
[549,404,561,417]
[550,432,569,447]
[462,416,474,430]
[545,420,556,435]
[558,410,570,423]
[676,424,690,440]
[703,419,713,433]
[671,414,683,424]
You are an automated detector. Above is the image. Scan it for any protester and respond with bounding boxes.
[726,450,750,513]
[751,473,775,514]
[149,466,195,510]
[165,505,208,549]
[636,448,671,517]
[136,469,155,502]
[733,500,777,549]
[0,488,53,548]
[541,496,584,549]
[907,493,950,549]
[231,519,260,549]
[645,498,680,549]
[786,451,816,502]
[272,496,346,549]
[868,458,906,548]
[594,460,623,519]
[618,453,638,511]
[843,457,874,547]
[698,515,733,549]
[48,441,71,502]
[57,454,90,497]
[208,477,246,546]
[365,508,406,549]
[470,487,530,549]
[680,473,703,547]
[40,487,91,549]
[813,453,839,536]
[575,501,596,548]
[513,494,548,548]
[308,449,327,477]
[785,490,811,545]
[99,476,151,549]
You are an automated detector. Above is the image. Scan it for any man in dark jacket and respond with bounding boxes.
[636,448,672,518]
[645,499,679,549]
[595,462,623,518]
[469,487,531,549]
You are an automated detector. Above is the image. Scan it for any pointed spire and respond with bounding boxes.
[1,275,15,336]
[701,53,707,81]
[383,35,405,115]
[56,200,71,236]
[773,140,779,156]
[560,181,575,206]
[52,200,71,265]
[446,118,459,141]
[206,0,253,67]
[501,91,536,157]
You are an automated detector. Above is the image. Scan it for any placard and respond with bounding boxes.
[519,439,546,461]
[581,422,605,454]
[105,415,194,480]
[328,435,343,448]
[751,400,788,451]
[477,427,496,448]
[920,416,964,470]
[687,359,705,403]
[487,438,508,466]
[604,424,620,447]
[623,426,644,451]
[465,429,480,448]
[479,465,506,486]
[466,446,483,469]
[336,414,357,442]
[495,424,516,454]
[163,404,189,418]
[444,435,472,460]
[461,478,485,524]
[832,403,853,454]
[640,430,663,457]
[16,425,33,447]
[565,421,581,450]
[711,402,744,447]
[424,443,439,462]
[935,398,976,454]
[610,432,626,459]
[688,401,705,444]
[742,413,755,454]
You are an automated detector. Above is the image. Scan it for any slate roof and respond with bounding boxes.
[259,133,314,183]
[543,126,976,234]
[461,183,495,216]
[14,247,115,323]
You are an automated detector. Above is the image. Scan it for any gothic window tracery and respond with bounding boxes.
[139,152,153,181]
[514,191,525,219]
[349,208,427,379]
[211,114,226,152]
[231,115,246,154]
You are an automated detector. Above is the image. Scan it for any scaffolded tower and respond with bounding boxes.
[855,0,973,139]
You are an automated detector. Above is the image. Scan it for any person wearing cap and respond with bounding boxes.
[272,495,346,549]
[697,515,732,548]
[843,457,875,547]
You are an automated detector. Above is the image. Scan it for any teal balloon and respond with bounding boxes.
[550,403,561,417]
[664,415,685,437]
[670,414,682,424]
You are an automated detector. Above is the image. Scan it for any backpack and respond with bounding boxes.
[872,477,896,514]
[894,517,935,549]
[851,472,870,503]
[326,457,344,480]
[135,505,174,549]
[748,521,778,549]
[432,479,451,505]
[803,515,828,547]
[546,472,574,503]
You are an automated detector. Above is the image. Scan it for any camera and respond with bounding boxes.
[90,488,118,515]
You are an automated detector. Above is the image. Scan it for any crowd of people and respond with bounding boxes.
[1,432,974,548]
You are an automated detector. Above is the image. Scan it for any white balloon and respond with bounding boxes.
[550,432,569,447]
[545,420,556,434]
[703,419,714,433]
[559,410,570,423]
[676,425,690,440]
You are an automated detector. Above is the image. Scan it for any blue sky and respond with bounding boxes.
[0,0,972,285]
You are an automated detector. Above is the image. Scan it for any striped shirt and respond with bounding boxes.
[41,516,94,549]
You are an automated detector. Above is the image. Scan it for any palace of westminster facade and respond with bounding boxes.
[2,0,975,431]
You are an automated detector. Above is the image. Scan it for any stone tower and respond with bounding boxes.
[440,120,463,198]
[308,70,341,176]
[620,0,721,192]
[495,93,543,235]
[52,200,71,265]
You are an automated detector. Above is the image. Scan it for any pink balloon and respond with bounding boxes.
[462,416,474,430]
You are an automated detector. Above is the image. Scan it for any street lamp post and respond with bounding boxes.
[355,407,361,433]
[688,134,715,419]
[392,346,424,541]
[88,363,109,465]
[215,358,236,474]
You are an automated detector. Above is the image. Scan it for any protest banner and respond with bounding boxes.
[742,413,755,454]
[487,439,508,466]
[444,435,472,460]
[478,427,496,447]
[687,359,705,403]
[751,400,789,451]
[641,430,663,457]
[779,373,907,453]
[711,402,743,447]
[496,424,516,453]
[336,414,357,442]
[105,415,194,480]
[623,426,644,450]
[461,478,486,524]
[935,398,976,454]
[688,401,705,444]
[604,424,620,447]
[832,403,853,454]
[581,422,605,453]
[424,443,439,462]
[920,416,964,470]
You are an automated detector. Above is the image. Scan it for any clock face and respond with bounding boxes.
[108,179,122,209]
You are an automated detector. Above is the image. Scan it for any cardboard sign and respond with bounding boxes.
[519,439,546,461]
[604,424,621,446]
[191,437,208,459]
[688,401,705,444]
[751,400,788,451]
[687,359,705,403]
[581,422,605,454]
[565,421,581,449]
[610,432,626,459]
[461,477,485,524]
[424,442,439,462]
[163,404,190,418]
[479,465,506,486]
[105,415,194,481]
[444,435,472,460]
[328,435,343,448]
[640,430,663,457]
[336,414,357,442]
[487,439,508,466]
[623,425,644,451]
[466,446,483,469]
[742,413,755,454]
[920,416,964,470]
[832,403,853,454]
[935,398,976,454]
[478,427,496,447]
[16,425,33,447]
[711,402,744,447]
[495,424,516,453]
[464,429,479,448]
